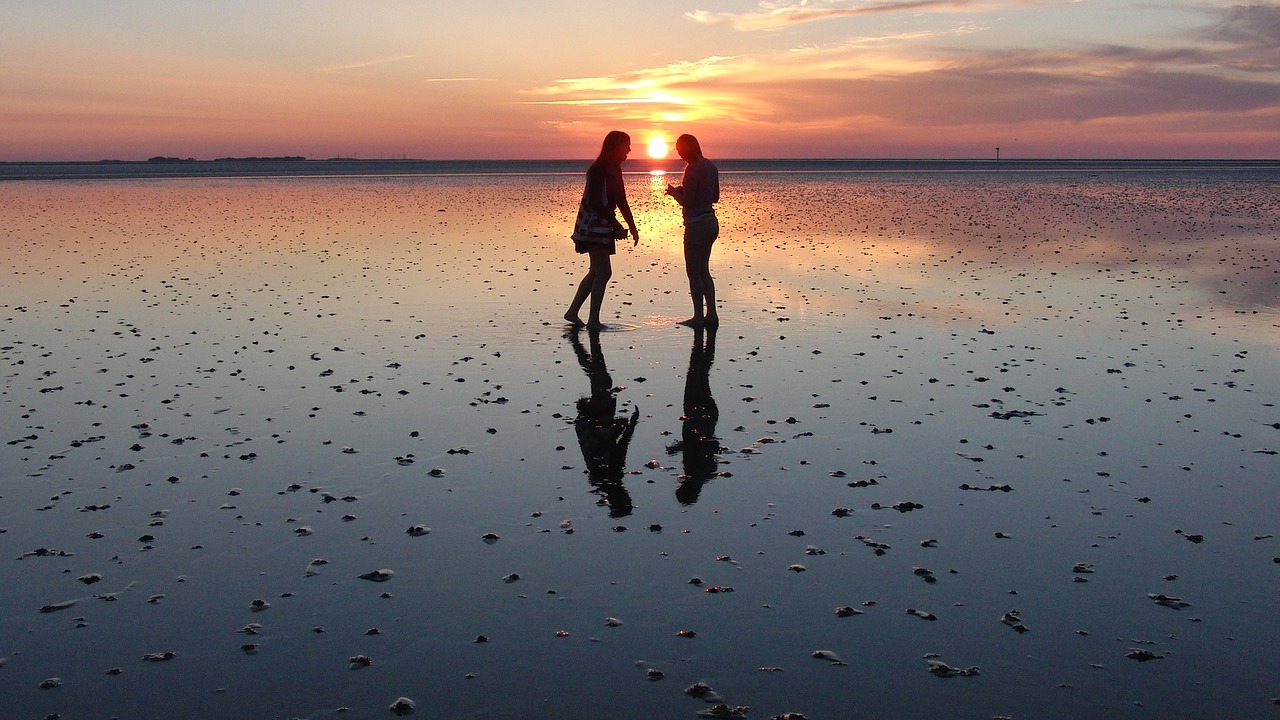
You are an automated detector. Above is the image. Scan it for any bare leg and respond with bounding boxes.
[679,241,716,325]
[565,271,592,326]
[585,249,613,329]
[566,249,613,326]
[700,244,717,325]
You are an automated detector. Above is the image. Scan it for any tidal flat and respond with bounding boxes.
[2,166,1278,719]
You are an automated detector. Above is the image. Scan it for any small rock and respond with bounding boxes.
[926,659,980,677]
[907,608,937,621]
[388,696,416,715]
[1126,649,1164,662]
[1001,610,1030,633]
[1149,593,1191,610]
[811,649,846,665]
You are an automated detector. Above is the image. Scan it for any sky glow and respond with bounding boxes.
[2,0,1278,160]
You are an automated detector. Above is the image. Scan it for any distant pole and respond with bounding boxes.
[996,146,1000,161]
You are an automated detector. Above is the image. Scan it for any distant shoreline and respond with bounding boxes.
[3,157,1277,182]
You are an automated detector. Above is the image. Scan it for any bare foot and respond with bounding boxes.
[586,320,606,331]
[703,315,719,326]
[564,312,586,327]
[678,317,705,327]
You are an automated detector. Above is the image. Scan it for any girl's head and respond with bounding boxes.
[597,131,632,164]
[675,134,703,162]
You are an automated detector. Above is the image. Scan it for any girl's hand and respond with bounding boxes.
[630,228,640,246]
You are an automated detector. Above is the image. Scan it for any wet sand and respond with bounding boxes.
[2,169,1278,719]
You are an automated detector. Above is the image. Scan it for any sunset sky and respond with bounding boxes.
[3,1,1278,161]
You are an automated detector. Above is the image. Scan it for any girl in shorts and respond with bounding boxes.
[665,134,719,326]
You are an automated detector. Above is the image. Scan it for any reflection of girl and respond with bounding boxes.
[569,329,638,517]
[565,131,640,330]
[667,326,721,505]
[664,134,719,326]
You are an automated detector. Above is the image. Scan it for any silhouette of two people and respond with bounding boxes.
[569,326,722,517]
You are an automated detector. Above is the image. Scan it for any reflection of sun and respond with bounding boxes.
[647,136,669,159]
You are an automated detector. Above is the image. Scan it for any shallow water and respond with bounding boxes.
[2,168,1279,719]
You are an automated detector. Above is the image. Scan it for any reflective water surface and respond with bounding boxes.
[2,168,1278,719]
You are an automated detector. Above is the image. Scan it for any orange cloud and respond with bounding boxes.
[521,4,1280,158]
[522,57,771,128]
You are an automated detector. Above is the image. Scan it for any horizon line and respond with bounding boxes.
[3,156,1278,165]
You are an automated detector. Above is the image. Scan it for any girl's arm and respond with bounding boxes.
[665,182,686,205]
[610,166,639,243]
[617,196,638,243]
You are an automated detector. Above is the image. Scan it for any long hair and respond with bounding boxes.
[676,134,703,161]
[595,130,631,164]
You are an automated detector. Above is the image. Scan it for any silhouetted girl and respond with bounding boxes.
[566,131,639,329]
[665,134,719,326]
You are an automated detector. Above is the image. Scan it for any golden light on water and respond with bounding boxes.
[647,135,669,159]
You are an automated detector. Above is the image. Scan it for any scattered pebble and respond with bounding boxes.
[1149,593,1191,610]
[926,659,980,678]
[388,696,416,715]
[1126,649,1164,662]
[1001,610,1030,633]
[811,649,846,665]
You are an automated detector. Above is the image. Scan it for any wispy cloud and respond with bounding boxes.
[321,55,416,73]
[687,0,1046,31]
[521,57,757,122]
[526,57,739,94]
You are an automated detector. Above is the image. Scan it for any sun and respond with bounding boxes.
[647,135,669,159]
